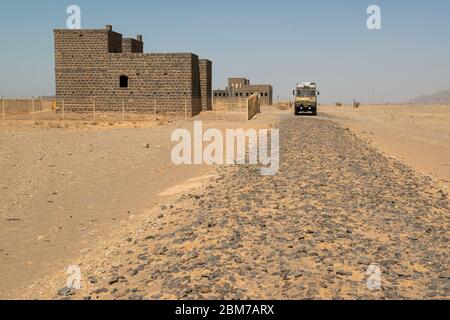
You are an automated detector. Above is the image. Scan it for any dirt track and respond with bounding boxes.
[21,116,449,300]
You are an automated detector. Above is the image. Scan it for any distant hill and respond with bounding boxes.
[408,89,450,105]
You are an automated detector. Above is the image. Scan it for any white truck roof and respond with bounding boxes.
[297,82,317,89]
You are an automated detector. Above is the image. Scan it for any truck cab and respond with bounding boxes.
[293,82,319,116]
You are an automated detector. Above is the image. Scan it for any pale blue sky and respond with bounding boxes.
[0,0,449,103]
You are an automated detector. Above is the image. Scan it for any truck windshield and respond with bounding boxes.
[297,89,316,97]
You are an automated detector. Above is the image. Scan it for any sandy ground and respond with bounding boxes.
[320,105,450,194]
[0,108,280,299]
[17,115,449,300]
[1,104,449,300]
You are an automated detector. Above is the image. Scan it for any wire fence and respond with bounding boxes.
[1,97,204,123]
[212,97,248,112]
[1,97,54,119]
[1,95,263,123]
[211,94,263,121]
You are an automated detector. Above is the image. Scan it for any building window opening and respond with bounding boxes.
[120,75,129,88]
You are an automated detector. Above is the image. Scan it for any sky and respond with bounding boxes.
[0,0,450,103]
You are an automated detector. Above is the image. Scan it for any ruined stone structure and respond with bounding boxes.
[199,60,212,114]
[213,78,273,106]
[54,25,212,115]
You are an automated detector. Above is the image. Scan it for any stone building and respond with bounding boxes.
[213,78,273,106]
[54,25,212,115]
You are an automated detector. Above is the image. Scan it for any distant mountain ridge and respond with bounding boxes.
[408,89,450,105]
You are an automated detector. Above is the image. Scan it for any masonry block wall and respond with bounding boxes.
[245,85,273,106]
[122,37,144,53]
[199,59,212,111]
[229,78,250,89]
[54,25,211,116]
[213,78,273,106]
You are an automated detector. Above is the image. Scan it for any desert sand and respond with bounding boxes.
[1,105,448,300]
[321,104,450,194]
[0,110,278,299]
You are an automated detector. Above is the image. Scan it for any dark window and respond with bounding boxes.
[120,75,129,88]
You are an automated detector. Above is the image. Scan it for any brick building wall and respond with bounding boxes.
[243,85,273,106]
[213,78,273,106]
[104,53,202,114]
[229,78,250,89]
[54,25,211,116]
[122,36,144,53]
[199,59,212,111]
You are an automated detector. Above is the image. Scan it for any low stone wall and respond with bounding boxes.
[213,97,247,112]
[247,93,261,120]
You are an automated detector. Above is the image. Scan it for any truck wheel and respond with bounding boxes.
[312,108,317,116]
[294,108,300,116]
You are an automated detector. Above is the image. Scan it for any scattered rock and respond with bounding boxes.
[57,286,76,297]
[109,276,120,285]
[43,118,449,300]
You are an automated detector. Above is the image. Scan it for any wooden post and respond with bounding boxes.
[154,99,157,120]
[93,98,96,122]
[2,96,5,120]
[184,98,187,119]
[40,96,43,112]
[258,93,261,113]
[247,97,249,121]
[32,96,35,122]
[62,99,65,122]
[122,100,125,121]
